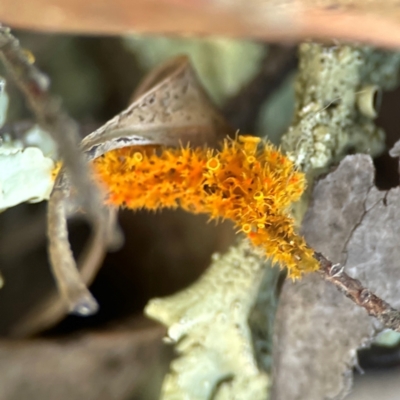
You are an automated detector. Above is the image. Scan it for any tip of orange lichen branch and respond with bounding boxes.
[51,161,62,181]
[92,135,318,278]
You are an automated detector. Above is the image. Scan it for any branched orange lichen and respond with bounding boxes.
[92,136,318,278]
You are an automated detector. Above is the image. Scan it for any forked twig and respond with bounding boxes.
[315,252,400,332]
[0,25,120,315]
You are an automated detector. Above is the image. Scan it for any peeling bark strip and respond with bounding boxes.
[315,252,400,332]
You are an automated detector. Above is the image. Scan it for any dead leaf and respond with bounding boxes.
[271,154,400,400]
[81,55,232,159]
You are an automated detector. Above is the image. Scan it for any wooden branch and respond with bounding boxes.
[315,252,400,332]
[47,190,99,315]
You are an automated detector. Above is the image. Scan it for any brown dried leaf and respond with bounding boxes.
[271,154,400,400]
[81,55,233,159]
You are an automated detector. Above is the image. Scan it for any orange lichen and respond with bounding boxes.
[92,135,318,278]
[51,161,62,181]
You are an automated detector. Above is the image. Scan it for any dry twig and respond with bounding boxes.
[315,252,400,332]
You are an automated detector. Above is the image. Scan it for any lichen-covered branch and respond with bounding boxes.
[281,43,400,172]
[292,44,400,332]
[93,135,317,278]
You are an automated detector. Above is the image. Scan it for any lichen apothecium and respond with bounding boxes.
[89,135,318,278]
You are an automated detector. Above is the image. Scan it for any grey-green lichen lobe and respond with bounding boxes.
[145,240,271,400]
[281,43,400,171]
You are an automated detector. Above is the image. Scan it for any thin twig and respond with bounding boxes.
[47,190,99,315]
[315,252,400,332]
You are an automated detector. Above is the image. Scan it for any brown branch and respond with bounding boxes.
[47,190,99,316]
[315,252,400,332]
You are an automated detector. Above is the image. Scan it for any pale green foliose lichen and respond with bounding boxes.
[374,330,400,347]
[0,144,55,211]
[145,240,271,400]
[0,78,56,211]
[23,124,58,159]
[281,43,400,171]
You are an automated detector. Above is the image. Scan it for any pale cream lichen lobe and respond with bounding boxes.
[145,241,271,400]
